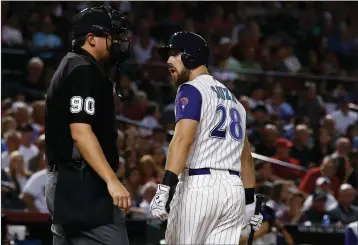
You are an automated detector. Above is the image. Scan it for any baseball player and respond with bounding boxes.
[150,32,263,245]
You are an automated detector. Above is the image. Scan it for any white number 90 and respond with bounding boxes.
[70,96,95,115]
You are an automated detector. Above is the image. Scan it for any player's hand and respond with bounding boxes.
[249,213,263,231]
[150,184,170,220]
[107,179,132,210]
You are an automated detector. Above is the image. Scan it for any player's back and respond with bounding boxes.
[184,74,246,172]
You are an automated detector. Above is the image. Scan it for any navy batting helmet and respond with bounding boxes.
[160,32,209,69]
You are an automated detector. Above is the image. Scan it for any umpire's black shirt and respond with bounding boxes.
[45,48,119,228]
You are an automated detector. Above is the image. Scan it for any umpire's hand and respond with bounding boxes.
[107,179,132,210]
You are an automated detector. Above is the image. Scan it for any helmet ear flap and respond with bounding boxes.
[181,52,197,70]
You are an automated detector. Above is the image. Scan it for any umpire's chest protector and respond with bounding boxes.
[49,51,117,232]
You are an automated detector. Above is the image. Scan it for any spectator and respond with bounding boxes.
[266,180,291,217]
[248,106,269,149]
[6,151,31,196]
[330,97,358,135]
[266,88,295,119]
[2,14,23,46]
[302,177,338,212]
[240,46,261,82]
[248,86,266,109]
[11,102,31,127]
[1,130,21,169]
[1,116,17,152]
[291,124,314,168]
[32,16,62,60]
[17,124,39,170]
[139,102,161,137]
[255,162,273,187]
[321,114,338,141]
[329,184,358,225]
[122,91,149,121]
[346,124,358,144]
[271,138,302,180]
[297,83,326,130]
[20,168,48,213]
[133,26,157,64]
[299,157,340,197]
[31,100,46,134]
[1,116,17,137]
[239,96,254,126]
[276,43,302,73]
[278,192,305,224]
[151,143,166,169]
[328,137,352,160]
[139,155,159,184]
[122,168,142,207]
[299,190,330,224]
[212,37,241,82]
[20,58,46,101]
[333,156,357,188]
[311,128,334,165]
[254,124,278,157]
[118,73,136,104]
[139,182,157,218]
[152,127,169,155]
[347,152,358,189]
[28,134,45,173]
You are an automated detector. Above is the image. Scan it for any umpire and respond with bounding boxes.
[45,5,131,245]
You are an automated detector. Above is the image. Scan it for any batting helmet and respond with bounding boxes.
[160,32,210,69]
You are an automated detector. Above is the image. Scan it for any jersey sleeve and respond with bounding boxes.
[68,65,99,125]
[175,84,202,123]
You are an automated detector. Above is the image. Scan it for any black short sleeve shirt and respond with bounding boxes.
[45,50,119,170]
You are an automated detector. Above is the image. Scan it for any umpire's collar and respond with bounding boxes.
[76,48,106,76]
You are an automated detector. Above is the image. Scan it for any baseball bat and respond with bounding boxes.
[247,194,264,245]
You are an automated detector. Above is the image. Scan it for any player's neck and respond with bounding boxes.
[189,66,210,81]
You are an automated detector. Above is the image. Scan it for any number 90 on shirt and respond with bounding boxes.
[70,96,95,115]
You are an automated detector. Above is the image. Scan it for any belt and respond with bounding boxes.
[188,168,240,177]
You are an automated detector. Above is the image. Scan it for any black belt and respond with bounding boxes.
[47,160,84,173]
[188,168,240,177]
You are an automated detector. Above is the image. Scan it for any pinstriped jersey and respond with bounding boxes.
[174,74,246,172]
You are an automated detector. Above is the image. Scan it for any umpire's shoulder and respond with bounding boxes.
[65,52,93,75]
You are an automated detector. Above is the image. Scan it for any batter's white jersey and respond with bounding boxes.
[174,74,246,172]
[167,74,247,245]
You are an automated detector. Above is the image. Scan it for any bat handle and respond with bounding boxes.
[247,194,264,245]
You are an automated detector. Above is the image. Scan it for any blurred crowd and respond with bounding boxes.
[1,1,358,244]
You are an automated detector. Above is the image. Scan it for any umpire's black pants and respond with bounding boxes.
[46,170,129,245]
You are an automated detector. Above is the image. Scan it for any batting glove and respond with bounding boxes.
[243,196,264,231]
[150,184,170,220]
[249,213,263,231]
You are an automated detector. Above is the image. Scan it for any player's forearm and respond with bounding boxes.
[165,136,192,175]
[241,158,255,188]
[241,135,256,188]
[71,125,118,184]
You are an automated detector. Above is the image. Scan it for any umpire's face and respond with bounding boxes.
[87,33,115,60]
[167,50,190,86]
